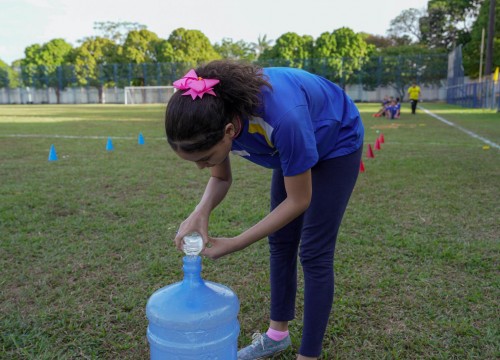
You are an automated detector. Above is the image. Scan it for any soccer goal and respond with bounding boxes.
[124,86,177,105]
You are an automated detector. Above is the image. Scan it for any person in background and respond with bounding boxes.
[407,82,421,115]
[165,60,364,359]
[372,95,391,118]
[394,97,401,119]
[385,98,401,120]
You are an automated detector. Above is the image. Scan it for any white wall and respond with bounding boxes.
[0,84,447,105]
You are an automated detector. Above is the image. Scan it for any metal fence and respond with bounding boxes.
[447,79,500,111]
[444,44,500,111]
[0,55,450,104]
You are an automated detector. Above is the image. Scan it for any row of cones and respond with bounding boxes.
[360,133,385,173]
[48,133,145,161]
[49,132,385,166]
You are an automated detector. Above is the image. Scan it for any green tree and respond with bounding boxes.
[123,30,166,64]
[155,40,175,63]
[313,31,337,58]
[121,29,178,86]
[252,34,273,59]
[309,31,339,78]
[167,28,220,65]
[333,27,372,64]
[419,0,482,49]
[9,60,22,88]
[387,8,425,43]
[122,29,163,63]
[69,36,121,87]
[20,38,73,88]
[0,59,16,87]
[360,33,413,51]
[311,28,372,83]
[259,32,314,68]
[213,38,256,61]
[360,33,395,50]
[93,21,147,44]
[463,0,500,78]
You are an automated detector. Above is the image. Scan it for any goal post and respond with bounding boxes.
[124,86,177,105]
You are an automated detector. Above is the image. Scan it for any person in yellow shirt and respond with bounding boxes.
[408,82,421,114]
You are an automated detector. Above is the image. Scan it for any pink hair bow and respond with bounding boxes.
[173,69,220,100]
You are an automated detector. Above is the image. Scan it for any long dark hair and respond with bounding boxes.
[165,60,271,153]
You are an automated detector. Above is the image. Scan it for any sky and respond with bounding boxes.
[0,0,430,64]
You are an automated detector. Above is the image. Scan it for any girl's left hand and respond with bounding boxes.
[201,237,241,260]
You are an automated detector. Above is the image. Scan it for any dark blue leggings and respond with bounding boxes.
[268,146,362,357]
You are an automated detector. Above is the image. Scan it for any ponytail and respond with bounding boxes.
[165,60,271,153]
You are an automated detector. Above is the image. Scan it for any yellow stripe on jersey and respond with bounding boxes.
[248,117,274,147]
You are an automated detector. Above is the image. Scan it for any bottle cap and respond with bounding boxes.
[183,232,203,256]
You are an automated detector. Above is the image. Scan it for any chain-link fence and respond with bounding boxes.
[445,45,499,111]
[447,79,500,111]
[0,55,449,104]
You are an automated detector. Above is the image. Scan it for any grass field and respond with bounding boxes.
[1,103,499,359]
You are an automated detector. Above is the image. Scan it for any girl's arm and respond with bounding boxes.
[174,156,232,250]
[203,169,312,258]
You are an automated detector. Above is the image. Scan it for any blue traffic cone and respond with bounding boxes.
[138,132,145,145]
[106,137,114,151]
[48,144,58,161]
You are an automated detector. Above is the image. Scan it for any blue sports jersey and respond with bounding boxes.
[231,67,364,176]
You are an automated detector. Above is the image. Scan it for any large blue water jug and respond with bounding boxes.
[146,255,240,359]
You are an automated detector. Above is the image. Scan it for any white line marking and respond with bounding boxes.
[0,134,166,141]
[421,107,500,150]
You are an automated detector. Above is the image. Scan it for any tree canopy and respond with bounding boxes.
[4,3,491,89]
[386,0,494,79]
[213,38,256,61]
[0,58,13,87]
[69,37,121,86]
[259,32,314,68]
[387,8,425,43]
[93,21,147,44]
[167,28,221,64]
[463,0,500,77]
[20,38,73,87]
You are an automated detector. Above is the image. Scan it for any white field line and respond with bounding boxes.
[2,108,498,149]
[379,141,484,147]
[421,107,500,150]
[0,134,166,141]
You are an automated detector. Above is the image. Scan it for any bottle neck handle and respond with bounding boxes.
[182,256,203,285]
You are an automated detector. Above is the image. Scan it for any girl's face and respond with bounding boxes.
[175,122,236,169]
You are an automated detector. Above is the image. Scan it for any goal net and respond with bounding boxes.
[124,86,177,105]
